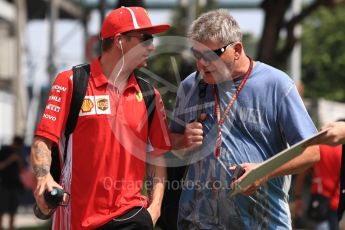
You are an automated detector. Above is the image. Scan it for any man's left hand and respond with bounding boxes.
[147,205,160,226]
[230,163,268,196]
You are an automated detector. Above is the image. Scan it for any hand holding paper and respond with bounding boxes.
[229,130,327,197]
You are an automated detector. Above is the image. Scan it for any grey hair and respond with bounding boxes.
[188,9,242,44]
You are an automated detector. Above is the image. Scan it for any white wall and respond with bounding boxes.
[0,91,14,146]
[318,99,345,125]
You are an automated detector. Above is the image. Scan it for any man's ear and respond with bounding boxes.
[233,43,243,60]
[114,34,122,49]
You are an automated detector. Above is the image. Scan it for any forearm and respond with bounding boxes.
[148,177,165,209]
[146,156,166,208]
[171,133,183,149]
[267,145,320,180]
[293,168,310,198]
[170,129,203,159]
[170,133,189,158]
[31,136,53,179]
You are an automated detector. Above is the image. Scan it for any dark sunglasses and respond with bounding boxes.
[124,33,154,47]
[190,41,235,62]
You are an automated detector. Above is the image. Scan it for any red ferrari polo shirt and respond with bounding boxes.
[311,145,342,211]
[35,58,171,229]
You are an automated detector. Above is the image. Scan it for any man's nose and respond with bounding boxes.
[147,42,155,52]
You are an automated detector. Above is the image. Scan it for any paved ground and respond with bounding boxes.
[2,205,345,229]
[1,206,48,229]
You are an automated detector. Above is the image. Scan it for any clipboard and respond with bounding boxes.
[229,129,328,197]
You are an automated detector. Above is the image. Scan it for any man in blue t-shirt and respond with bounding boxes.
[170,9,320,230]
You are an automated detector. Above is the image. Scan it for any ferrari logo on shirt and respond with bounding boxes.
[136,91,143,102]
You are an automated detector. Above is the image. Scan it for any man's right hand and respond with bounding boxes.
[34,173,63,214]
[171,113,207,158]
[184,121,204,149]
[184,113,207,149]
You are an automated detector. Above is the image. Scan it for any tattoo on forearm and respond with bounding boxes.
[33,165,49,178]
[146,168,155,203]
[32,141,52,178]
[34,145,45,158]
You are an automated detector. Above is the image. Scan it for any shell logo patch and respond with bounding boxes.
[97,98,109,111]
[136,91,143,102]
[81,98,94,112]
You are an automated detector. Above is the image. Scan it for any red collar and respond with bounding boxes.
[90,57,140,92]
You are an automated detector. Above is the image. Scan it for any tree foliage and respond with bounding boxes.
[258,0,345,68]
[301,5,345,101]
[112,0,345,103]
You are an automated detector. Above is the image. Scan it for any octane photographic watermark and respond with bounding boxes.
[105,35,237,168]
[102,176,234,192]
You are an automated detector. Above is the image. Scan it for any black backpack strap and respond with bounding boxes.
[181,71,208,178]
[65,64,90,136]
[135,75,156,127]
[63,64,90,161]
[50,64,90,182]
[195,71,208,121]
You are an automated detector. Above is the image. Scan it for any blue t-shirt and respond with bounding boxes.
[170,62,317,230]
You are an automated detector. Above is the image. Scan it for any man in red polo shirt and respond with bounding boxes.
[293,144,342,229]
[31,7,171,229]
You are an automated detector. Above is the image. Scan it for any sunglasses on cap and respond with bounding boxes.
[124,33,154,47]
[190,41,236,62]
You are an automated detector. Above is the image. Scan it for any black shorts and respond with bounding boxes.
[98,207,153,230]
[0,186,20,214]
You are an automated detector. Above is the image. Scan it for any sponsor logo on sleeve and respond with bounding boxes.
[46,104,61,112]
[43,113,56,121]
[48,95,62,103]
[52,85,67,93]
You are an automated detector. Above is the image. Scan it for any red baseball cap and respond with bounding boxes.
[100,6,170,39]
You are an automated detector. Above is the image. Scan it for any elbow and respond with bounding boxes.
[30,136,52,161]
[31,136,52,149]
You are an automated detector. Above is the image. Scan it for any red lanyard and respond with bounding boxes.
[213,57,253,158]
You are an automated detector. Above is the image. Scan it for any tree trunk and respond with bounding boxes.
[257,0,343,67]
[257,0,292,66]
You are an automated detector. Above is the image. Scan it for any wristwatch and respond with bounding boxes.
[33,204,55,220]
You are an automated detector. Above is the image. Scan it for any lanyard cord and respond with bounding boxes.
[213,57,253,158]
